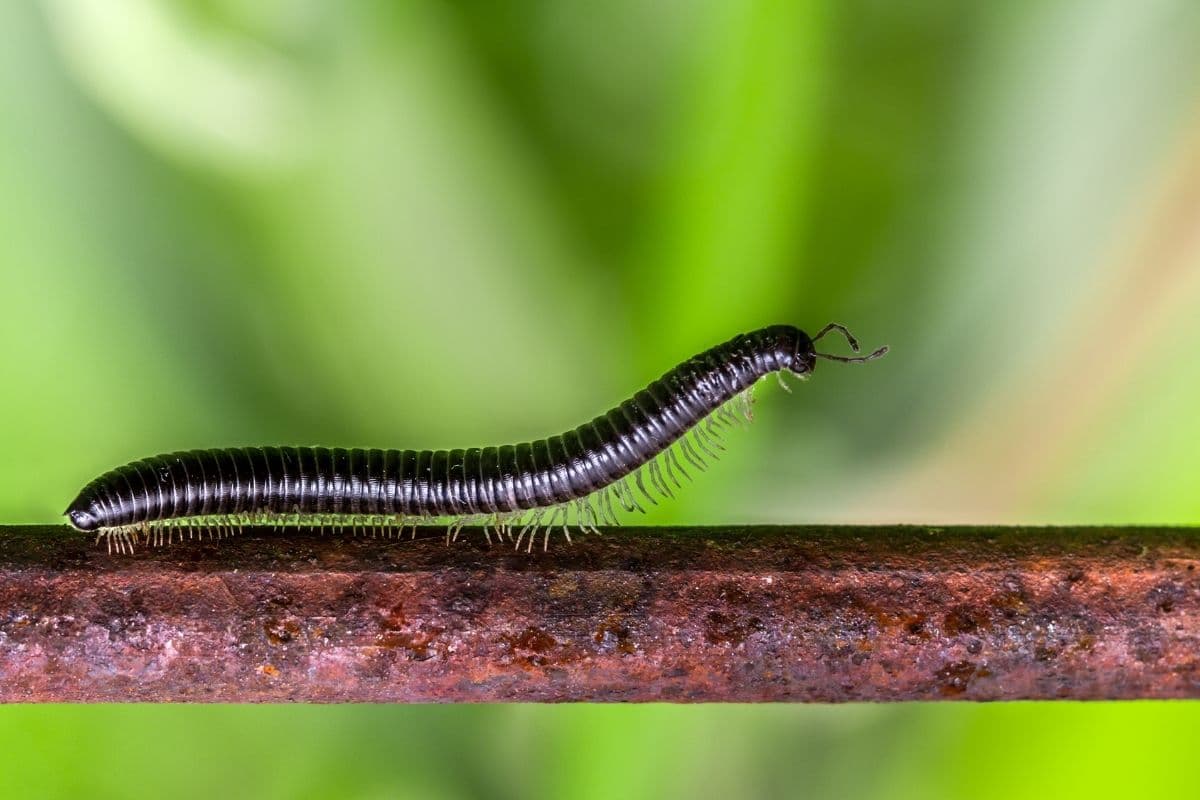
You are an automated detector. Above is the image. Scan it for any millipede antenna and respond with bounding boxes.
[812,322,889,364]
[815,346,889,364]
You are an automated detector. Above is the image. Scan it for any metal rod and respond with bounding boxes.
[0,525,1197,702]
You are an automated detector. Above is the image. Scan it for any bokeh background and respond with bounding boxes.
[2,1,1199,797]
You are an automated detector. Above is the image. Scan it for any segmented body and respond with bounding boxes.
[65,323,885,551]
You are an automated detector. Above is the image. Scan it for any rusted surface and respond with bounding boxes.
[0,525,1198,702]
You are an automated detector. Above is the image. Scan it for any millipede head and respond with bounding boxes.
[764,324,819,376]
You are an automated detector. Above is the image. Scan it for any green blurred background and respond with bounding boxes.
[2,1,1199,797]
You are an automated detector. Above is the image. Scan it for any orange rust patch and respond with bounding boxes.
[594,616,636,655]
[502,626,559,667]
[264,618,301,645]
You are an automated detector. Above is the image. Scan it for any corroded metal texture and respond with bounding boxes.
[0,525,1197,702]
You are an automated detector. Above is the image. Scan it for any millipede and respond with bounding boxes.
[66,323,887,553]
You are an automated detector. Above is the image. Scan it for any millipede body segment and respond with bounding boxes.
[66,323,887,551]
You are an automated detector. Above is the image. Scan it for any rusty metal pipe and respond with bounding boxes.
[0,525,1197,702]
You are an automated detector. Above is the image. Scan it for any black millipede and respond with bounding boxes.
[66,323,887,553]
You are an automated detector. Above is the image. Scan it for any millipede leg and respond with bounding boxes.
[548,505,568,550]
[679,437,707,472]
[611,481,635,513]
[667,447,690,483]
[633,468,659,506]
[648,459,673,499]
[692,428,721,461]
[660,451,679,489]
[718,404,738,427]
[701,418,727,449]
[620,479,645,514]
[602,487,620,526]
[515,508,546,552]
